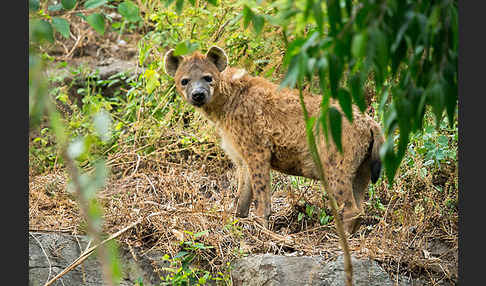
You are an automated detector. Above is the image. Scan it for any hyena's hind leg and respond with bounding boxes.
[350,157,372,232]
[235,162,253,218]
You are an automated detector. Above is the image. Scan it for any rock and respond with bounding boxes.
[29,232,165,286]
[231,254,420,286]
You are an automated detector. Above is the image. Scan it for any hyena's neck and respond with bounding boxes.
[200,67,249,123]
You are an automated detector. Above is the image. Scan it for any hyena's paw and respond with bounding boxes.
[235,197,251,218]
[342,211,363,235]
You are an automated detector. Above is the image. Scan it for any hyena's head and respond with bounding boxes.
[164,46,228,108]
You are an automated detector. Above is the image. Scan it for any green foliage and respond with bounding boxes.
[118,1,141,23]
[28,0,143,45]
[244,0,458,184]
[51,17,71,39]
[87,13,106,35]
[161,230,229,285]
[297,200,333,226]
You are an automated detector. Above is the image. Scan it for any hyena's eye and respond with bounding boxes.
[181,78,189,86]
[203,75,213,83]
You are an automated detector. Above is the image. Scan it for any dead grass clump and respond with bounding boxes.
[29,122,458,285]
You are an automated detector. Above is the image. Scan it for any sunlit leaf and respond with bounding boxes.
[252,14,264,35]
[86,13,105,35]
[84,0,107,9]
[175,0,184,14]
[118,1,141,23]
[243,5,254,29]
[61,0,76,10]
[51,17,71,39]
[351,31,367,58]
[30,19,54,43]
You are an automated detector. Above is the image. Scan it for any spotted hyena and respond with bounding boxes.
[164,46,384,234]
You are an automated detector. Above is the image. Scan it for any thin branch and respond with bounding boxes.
[44,218,143,286]
[297,81,353,286]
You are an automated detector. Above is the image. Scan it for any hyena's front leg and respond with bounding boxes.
[245,150,272,226]
[326,171,363,235]
[235,163,252,218]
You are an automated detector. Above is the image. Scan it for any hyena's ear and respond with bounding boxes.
[164,49,184,77]
[205,46,228,72]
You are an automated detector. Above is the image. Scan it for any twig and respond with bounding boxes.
[131,153,142,176]
[143,173,158,196]
[44,217,143,286]
[297,82,353,286]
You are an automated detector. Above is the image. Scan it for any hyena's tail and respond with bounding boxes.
[370,123,385,183]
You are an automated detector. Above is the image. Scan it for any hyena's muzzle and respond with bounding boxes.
[182,75,214,107]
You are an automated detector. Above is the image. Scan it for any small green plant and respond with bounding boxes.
[297,200,333,226]
[161,230,229,285]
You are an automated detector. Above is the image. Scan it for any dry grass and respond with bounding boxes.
[29,118,458,285]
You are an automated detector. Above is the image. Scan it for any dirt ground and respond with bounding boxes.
[29,14,458,286]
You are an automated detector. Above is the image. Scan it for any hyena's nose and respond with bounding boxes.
[192,90,206,103]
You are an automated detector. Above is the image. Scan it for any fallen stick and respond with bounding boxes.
[44,217,143,286]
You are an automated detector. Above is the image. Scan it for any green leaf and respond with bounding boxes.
[326,0,342,37]
[143,69,160,94]
[243,6,254,29]
[281,55,299,89]
[252,14,264,35]
[175,0,184,14]
[174,251,189,259]
[173,40,199,56]
[328,54,343,98]
[84,0,107,9]
[118,1,141,22]
[437,135,448,146]
[344,0,352,17]
[48,3,63,11]
[106,240,122,285]
[380,137,398,185]
[328,107,343,153]
[349,73,366,112]
[319,90,331,143]
[298,212,304,221]
[337,88,353,122]
[313,0,323,34]
[30,19,54,43]
[351,32,367,58]
[86,13,105,35]
[426,81,445,125]
[369,28,388,90]
[51,17,71,39]
[207,0,218,5]
[194,230,209,238]
[29,0,40,11]
[61,0,76,10]
[317,57,328,92]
